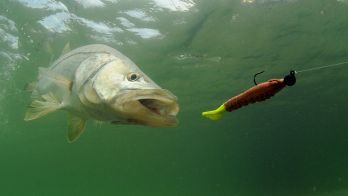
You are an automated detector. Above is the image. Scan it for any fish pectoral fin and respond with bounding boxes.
[39,68,72,91]
[202,104,226,121]
[67,114,86,143]
[24,92,62,121]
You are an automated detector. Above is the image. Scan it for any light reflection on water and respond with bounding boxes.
[123,9,156,22]
[15,0,196,40]
[16,0,69,11]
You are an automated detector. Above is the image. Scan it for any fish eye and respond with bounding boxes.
[127,73,140,82]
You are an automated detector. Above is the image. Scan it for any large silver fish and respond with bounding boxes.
[25,44,179,142]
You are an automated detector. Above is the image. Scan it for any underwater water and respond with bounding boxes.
[1,0,348,195]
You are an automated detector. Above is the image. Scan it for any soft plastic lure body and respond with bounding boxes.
[202,71,296,120]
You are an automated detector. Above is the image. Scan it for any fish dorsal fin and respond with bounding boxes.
[39,68,72,91]
[67,114,86,143]
[61,42,71,56]
[24,92,62,121]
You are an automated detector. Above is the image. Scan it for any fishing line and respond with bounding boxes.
[295,61,348,74]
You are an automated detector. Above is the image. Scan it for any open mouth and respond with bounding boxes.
[138,98,178,117]
[113,89,179,127]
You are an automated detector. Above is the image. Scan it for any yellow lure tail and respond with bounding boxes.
[202,104,226,120]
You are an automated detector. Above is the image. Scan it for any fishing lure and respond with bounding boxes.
[202,60,348,120]
[202,71,296,120]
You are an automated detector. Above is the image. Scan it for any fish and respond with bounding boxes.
[24,44,179,142]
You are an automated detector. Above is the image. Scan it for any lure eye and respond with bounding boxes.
[127,73,140,81]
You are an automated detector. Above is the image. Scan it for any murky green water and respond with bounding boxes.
[1,0,348,195]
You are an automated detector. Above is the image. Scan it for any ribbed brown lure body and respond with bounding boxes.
[224,79,286,112]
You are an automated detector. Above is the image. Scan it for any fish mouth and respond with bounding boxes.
[138,98,178,117]
[114,89,179,127]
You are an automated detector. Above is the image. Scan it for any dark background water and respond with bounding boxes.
[1,0,348,195]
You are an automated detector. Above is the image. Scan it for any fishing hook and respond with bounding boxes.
[253,70,265,85]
